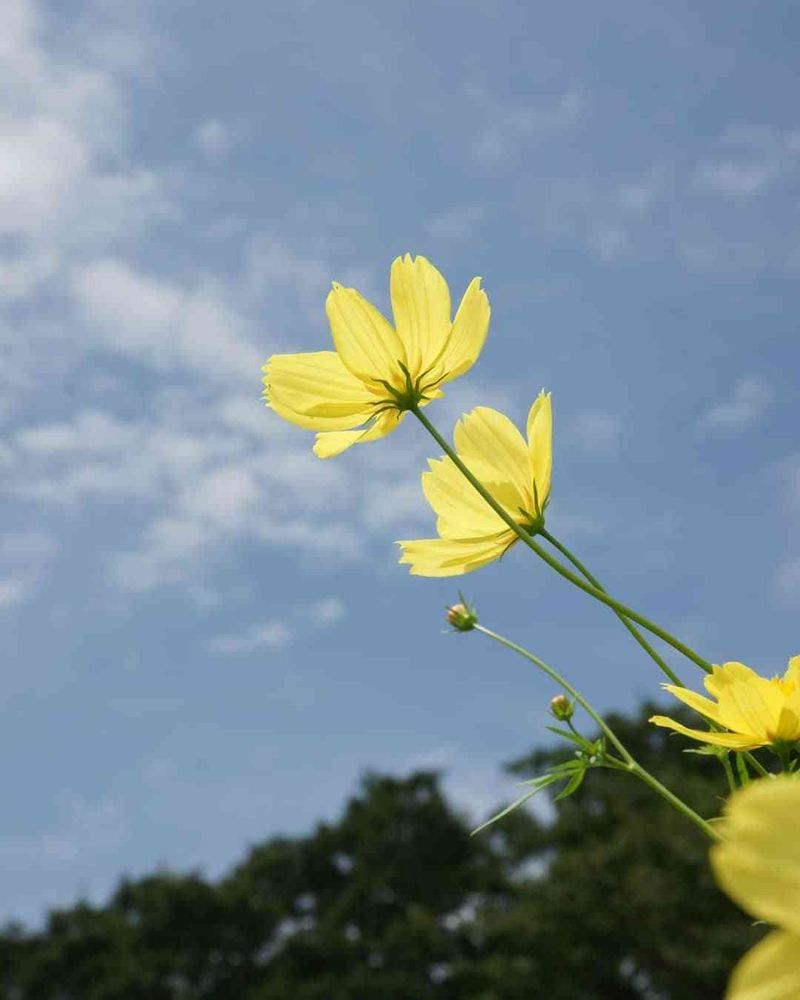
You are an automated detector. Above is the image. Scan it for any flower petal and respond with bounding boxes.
[396,532,514,577]
[263,351,377,430]
[453,407,532,511]
[390,254,451,376]
[526,391,552,513]
[711,776,800,935]
[705,663,783,741]
[325,282,406,385]
[313,410,405,459]
[433,276,490,384]
[648,715,762,749]
[422,456,523,540]
[784,655,800,688]
[661,684,725,726]
[725,930,800,1000]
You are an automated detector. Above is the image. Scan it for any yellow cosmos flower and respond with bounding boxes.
[711,776,800,1000]
[650,657,800,751]
[262,254,490,458]
[397,392,552,577]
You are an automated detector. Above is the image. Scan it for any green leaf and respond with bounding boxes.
[554,767,587,801]
[471,778,561,836]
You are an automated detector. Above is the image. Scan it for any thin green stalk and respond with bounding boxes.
[411,404,713,675]
[540,532,769,782]
[474,623,719,841]
[721,754,737,794]
[540,527,684,688]
[741,751,769,779]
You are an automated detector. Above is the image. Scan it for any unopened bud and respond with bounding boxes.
[549,695,574,721]
[446,601,477,632]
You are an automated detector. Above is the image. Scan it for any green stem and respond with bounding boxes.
[411,405,713,675]
[721,754,737,794]
[742,751,769,779]
[540,528,684,688]
[474,623,719,841]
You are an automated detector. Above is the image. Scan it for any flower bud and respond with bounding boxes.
[446,601,477,632]
[549,694,574,722]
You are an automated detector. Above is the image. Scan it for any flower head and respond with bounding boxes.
[549,695,575,722]
[446,600,478,632]
[649,657,800,751]
[262,255,490,458]
[397,392,552,577]
[711,776,800,999]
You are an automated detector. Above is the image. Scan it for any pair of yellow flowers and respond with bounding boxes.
[263,254,551,577]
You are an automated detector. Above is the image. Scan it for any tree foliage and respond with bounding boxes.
[0,704,760,999]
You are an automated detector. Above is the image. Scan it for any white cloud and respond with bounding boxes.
[426,206,484,241]
[70,259,262,381]
[700,376,773,433]
[0,791,125,867]
[569,410,623,456]
[362,479,429,530]
[0,577,31,608]
[308,596,346,627]
[208,620,292,655]
[694,160,778,198]
[0,530,58,609]
[194,118,230,159]
[469,86,584,168]
[0,115,88,232]
[588,225,630,263]
[693,126,800,199]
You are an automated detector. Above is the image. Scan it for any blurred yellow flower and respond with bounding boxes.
[711,776,800,1000]
[397,393,552,577]
[650,657,800,750]
[262,254,490,458]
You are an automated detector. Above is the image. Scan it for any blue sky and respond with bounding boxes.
[1,0,799,924]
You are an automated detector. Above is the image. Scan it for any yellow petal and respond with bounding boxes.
[453,407,532,511]
[705,661,763,698]
[711,776,800,935]
[432,276,490,384]
[725,931,800,1000]
[704,663,783,741]
[325,282,406,385]
[396,532,514,577]
[661,684,725,726]
[390,254,451,376]
[526,391,552,513]
[648,715,761,749]
[313,410,404,459]
[263,351,377,430]
[422,456,522,540]
[717,675,784,743]
[784,655,800,688]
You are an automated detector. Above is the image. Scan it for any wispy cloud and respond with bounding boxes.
[469,85,584,168]
[208,620,292,655]
[568,410,623,456]
[693,126,800,199]
[426,205,485,241]
[0,531,58,609]
[193,118,231,160]
[699,376,773,433]
[307,596,346,627]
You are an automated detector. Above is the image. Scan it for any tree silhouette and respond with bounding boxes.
[0,704,760,999]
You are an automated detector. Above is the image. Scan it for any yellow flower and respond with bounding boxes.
[711,776,800,1000]
[650,657,800,751]
[262,254,490,458]
[397,392,552,577]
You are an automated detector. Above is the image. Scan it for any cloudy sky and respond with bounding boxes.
[1,0,799,924]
